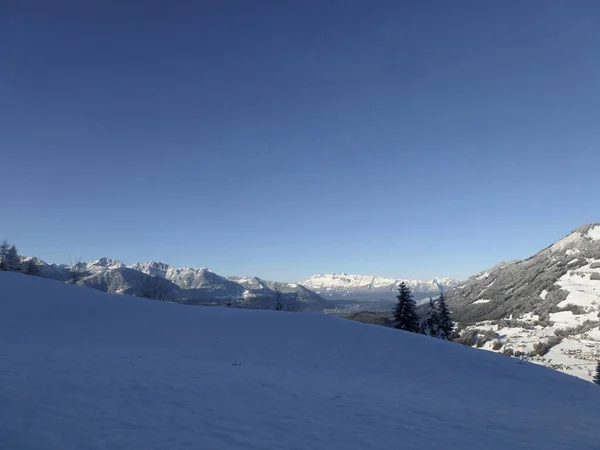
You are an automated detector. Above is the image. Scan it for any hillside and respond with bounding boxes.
[1,272,599,449]
[447,223,600,380]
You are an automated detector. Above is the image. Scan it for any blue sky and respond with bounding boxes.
[1,1,599,281]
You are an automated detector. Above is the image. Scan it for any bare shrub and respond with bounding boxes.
[453,329,479,347]
[502,347,515,356]
[529,336,563,357]
[476,329,498,347]
[554,321,600,338]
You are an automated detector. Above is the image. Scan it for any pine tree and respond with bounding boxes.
[593,361,600,385]
[273,286,284,311]
[437,292,455,338]
[393,282,419,332]
[0,239,8,271]
[6,245,19,271]
[418,298,441,336]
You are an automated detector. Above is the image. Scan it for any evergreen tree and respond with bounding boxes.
[418,298,441,336]
[6,244,19,271]
[393,282,419,332]
[0,239,8,271]
[273,286,284,311]
[594,361,600,385]
[437,292,455,337]
[23,259,39,276]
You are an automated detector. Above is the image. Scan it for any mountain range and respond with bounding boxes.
[22,256,456,312]
[302,273,460,301]
[22,257,326,311]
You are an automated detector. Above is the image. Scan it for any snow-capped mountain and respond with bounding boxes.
[23,256,327,311]
[2,271,599,449]
[20,256,72,282]
[448,223,600,381]
[132,261,245,295]
[302,273,461,302]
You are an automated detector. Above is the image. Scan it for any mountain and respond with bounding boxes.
[228,276,328,310]
[2,271,599,449]
[20,256,72,282]
[76,266,182,299]
[448,223,600,323]
[302,273,461,305]
[22,256,327,311]
[447,223,600,381]
[132,261,246,297]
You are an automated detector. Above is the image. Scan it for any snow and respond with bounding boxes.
[463,260,600,382]
[472,299,491,304]
[551,231,583,251]
[2,272,600,449]
[587,225,600,241]
[556,265,600,309]
[476,272,490,280]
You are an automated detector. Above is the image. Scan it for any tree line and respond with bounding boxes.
[392,281,454,340]
[0,239,38,275]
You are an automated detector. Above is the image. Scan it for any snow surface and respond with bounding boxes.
[1,272,600,449]
[472,299,491,304]
[551,231,583,251]
[587,225,600,241]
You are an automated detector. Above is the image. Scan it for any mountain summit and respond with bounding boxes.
[448,223,600,323]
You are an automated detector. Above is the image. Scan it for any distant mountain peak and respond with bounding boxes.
[301,273,461,301]
[88,257,124,269]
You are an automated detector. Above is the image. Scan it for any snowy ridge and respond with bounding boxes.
[447,223,600,381]
[1,271,599,449]
[24,257,327,311]
[302,273,460,301]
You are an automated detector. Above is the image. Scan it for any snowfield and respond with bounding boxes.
[1,272,600,449]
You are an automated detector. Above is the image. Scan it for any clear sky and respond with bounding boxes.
[2,1,599,282]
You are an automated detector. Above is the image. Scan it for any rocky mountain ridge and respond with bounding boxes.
[447,223,600,381]
[21,257,326,311]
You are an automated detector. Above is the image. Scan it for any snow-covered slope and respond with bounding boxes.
[302,273,460,301]
[448,223,600,381]
[1,272,599,449]
[448,223,600,323]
